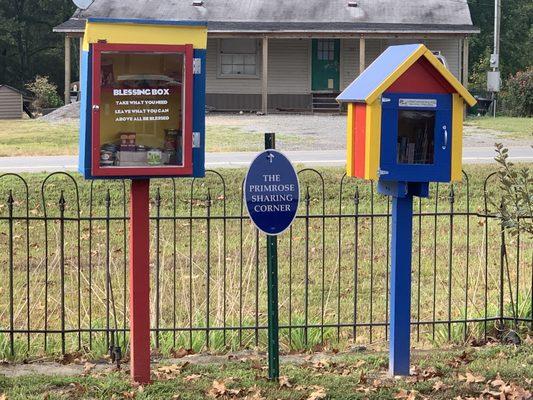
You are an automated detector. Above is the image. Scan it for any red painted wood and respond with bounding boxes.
[91,43,194,177]
[353,103,366,178]
[130,179,151,384]
[386,57,455,94]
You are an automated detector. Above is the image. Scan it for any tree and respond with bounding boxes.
[0,0,75,94]
[468,0,533,92]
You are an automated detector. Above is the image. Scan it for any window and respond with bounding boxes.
[317,40,335,61]
[219,39,258,77]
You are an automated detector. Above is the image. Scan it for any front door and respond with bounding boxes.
[312,39,340,91]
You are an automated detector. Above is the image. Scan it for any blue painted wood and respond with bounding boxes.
[192,49,206,178]
[87,17,208,27]
[79,49,93,179]
[389,193,414,376]
[336,44,421,103]
[380,92,452,182]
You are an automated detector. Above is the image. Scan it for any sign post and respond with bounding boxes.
[265,133,279,380]
[129,179,151,384]
[245,133,299,381]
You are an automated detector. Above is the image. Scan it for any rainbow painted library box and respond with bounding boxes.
[337,44,476,376]
[79,18,207,179]
[337,43,476,189]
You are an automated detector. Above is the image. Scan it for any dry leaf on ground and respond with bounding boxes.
[184,374,202,382]
[278,375,292,388]
[394,388,419,400]
[83,362,96,375]
[307,386,327,400]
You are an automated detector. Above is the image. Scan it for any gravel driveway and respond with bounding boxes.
[207,113,531,151]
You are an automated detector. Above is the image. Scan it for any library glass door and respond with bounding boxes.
[380,93,452,182]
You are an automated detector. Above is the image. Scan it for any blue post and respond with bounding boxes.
[389,193,413,376]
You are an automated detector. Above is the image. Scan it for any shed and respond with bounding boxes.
[337,43,476,182]
[0,85,24,119]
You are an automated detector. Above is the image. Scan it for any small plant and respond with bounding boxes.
[493,143,532,236]
[25,75,63,113]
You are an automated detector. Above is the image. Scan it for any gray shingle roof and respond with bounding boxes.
[54,0,477,34]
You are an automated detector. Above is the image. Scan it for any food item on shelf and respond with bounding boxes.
[147,149,163,166]
[100,143,119,167]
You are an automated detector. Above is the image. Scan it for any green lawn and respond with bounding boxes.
[465,116,533,139]
[0,164,531,360]
[0,119,305,156]
[0,344,531,399]
[0,120,79,156]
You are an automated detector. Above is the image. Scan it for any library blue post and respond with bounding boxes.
[389,192,414,376]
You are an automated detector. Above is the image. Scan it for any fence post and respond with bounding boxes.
[59,191,66,355]
[7,191,15,357]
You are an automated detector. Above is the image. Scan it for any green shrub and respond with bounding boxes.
[500,68,533,117]
[25,75,63,112]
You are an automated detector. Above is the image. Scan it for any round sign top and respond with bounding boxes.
[244,150,300,236]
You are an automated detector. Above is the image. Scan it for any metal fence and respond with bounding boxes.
[0,170,531,358]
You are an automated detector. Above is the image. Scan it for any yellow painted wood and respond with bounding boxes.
[423,50,477,107]
[364,44,426,105]
[364,44,477,107]
[346,103,354,176]
[83,21,207,51]
[451,93,464,182]
[364,100,382,180]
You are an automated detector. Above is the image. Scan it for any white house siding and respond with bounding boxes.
[206,38,262,95]
[385,38,461,79]
[206,36,462,111]
[206,38,311,110]
[0,86,23,119]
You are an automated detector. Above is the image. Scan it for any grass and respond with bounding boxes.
[465,116,533,139]
[0,119,306,156]
[0,164,531,360]
[0,120,79,156]
[0,344,531,399]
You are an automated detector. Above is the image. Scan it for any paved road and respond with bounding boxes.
[0,146,530,173]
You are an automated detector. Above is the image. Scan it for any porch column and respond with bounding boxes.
[462,37,469,88]
[359,35,366,75]
[64,35,71,105]
[262,36,269,114]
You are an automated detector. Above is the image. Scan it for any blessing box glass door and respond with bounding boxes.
[91,43,193,177]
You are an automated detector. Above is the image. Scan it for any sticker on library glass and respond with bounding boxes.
[399,99,437,108]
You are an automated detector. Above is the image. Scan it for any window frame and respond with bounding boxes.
[217,39,260,79]
[91,42,194,177]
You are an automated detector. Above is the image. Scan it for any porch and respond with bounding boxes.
[61,34,470,113]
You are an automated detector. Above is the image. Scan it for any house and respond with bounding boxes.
[53,0,478,113]
[0,85,25,119]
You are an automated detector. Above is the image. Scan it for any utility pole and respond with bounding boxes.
[489,0,501,117]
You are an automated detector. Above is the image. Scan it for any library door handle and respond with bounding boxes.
[442,125,448,150]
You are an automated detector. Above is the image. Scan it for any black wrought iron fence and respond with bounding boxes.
[0,169,531,358]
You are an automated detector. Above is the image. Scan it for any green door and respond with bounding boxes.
[312,39,340,91]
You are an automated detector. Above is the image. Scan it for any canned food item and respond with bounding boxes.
[100,150,114,161]
[164,129,181,151]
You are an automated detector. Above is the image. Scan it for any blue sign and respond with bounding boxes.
[245,150,300,235]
